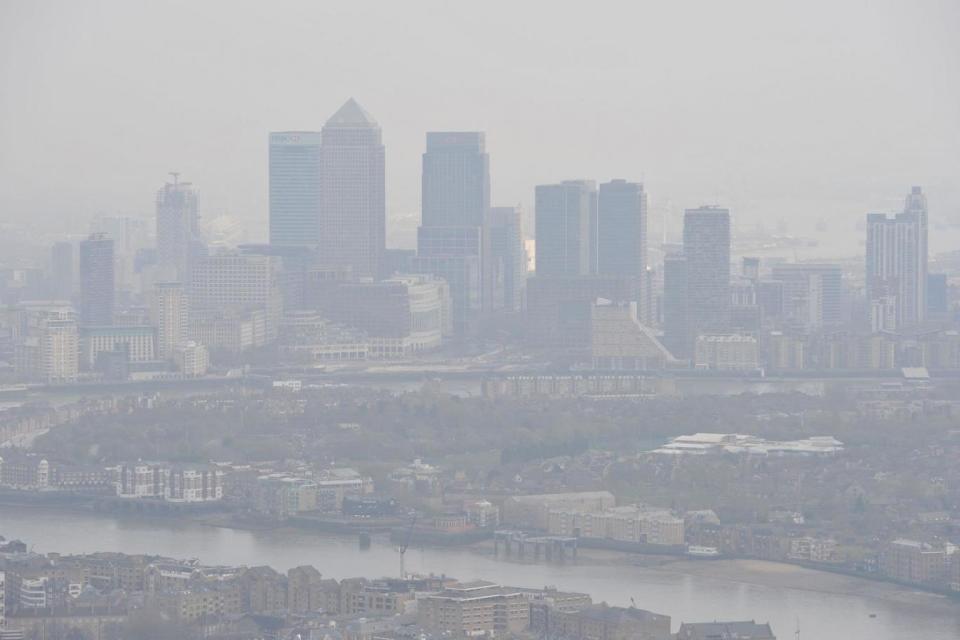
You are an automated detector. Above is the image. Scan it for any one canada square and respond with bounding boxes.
[269,99,385,279]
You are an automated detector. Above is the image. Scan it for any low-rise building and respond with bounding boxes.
[677,621,776,640]
[417,581,529,636]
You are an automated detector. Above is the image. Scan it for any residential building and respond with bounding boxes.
[865,187,928,329]
[683,206,731,338]
[316,98,385,279]
[48,241,74,301]
[502,491,616,530]
[417,581,529,636]
[78,233,114,326]
[172,341,209,376]
[661,253,690,359]
[769,264,844,329]
[694,334,759,371]
[153,281,188,360]
[677,621,776,640]
[156,174,200,282]
[488,206,527,312]
[590,300,676,370]
[538,603,671,640]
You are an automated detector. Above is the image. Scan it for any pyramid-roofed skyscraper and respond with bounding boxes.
[318,98,385,279]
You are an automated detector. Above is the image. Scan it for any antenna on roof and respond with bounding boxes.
[169,171,180,185]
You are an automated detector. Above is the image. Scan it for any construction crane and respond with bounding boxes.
[399,513,418,579]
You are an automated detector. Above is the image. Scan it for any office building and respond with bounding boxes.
[269,131,322,247]
[661,254,690,359]
[488,206,527,312]
[769,264,844,330]
[156,175,200,282]
[172,341,209,376]
[78,233,115,326]
[80,325,156,369]
[866,187,929,329]
[153,281,188,360]
[928,273,948,315]
[683,206,731,335]
[597,179,647,279]
[189,251,283,341]
[12,303,79,384]
[319,274,450,357]
[48,241,74,300]
[413,132,490,335]
[318,98,385,279]
[535,180,596,277]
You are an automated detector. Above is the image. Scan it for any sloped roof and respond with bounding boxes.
[325,98,378,127]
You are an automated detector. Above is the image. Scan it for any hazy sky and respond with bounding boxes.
[1,0,958,244]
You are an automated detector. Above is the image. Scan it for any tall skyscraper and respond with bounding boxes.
[156,174,199,282]
[661,254,689,359]
[488,206,527,313]
[683,206,731,336]
[597,179,647,278]
[49,241,74,300]
[865,186,928,329]
[269,131,322,248]
[153,281,188,360]
[78,233,115,326]
[535,180,596,277]
[318,98,386,279]
[412,132,490,335]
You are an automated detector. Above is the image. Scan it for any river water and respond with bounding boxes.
[2,508,959,639]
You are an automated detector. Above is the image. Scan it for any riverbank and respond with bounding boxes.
[3,500,958,610]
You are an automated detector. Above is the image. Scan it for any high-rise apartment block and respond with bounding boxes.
[865,187,928,329]
[269,131,322,248]
[156,175,200,282]
[683,206,731,334]
[48,241,74,301]
[488,206,527,312]
[78,233,115,327]
[318,98,385,279]
[153,281,188,360]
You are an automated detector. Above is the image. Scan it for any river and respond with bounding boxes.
[2,507,959,638]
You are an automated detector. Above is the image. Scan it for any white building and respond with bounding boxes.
[173,341,209,376]
[694,334,759,371]
[154,281,188,360]
[81,325,156,368]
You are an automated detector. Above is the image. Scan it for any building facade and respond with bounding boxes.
[269,131,323,248]
[318,98,385,279]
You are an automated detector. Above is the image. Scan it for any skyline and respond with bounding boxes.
[1,0,959,244]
